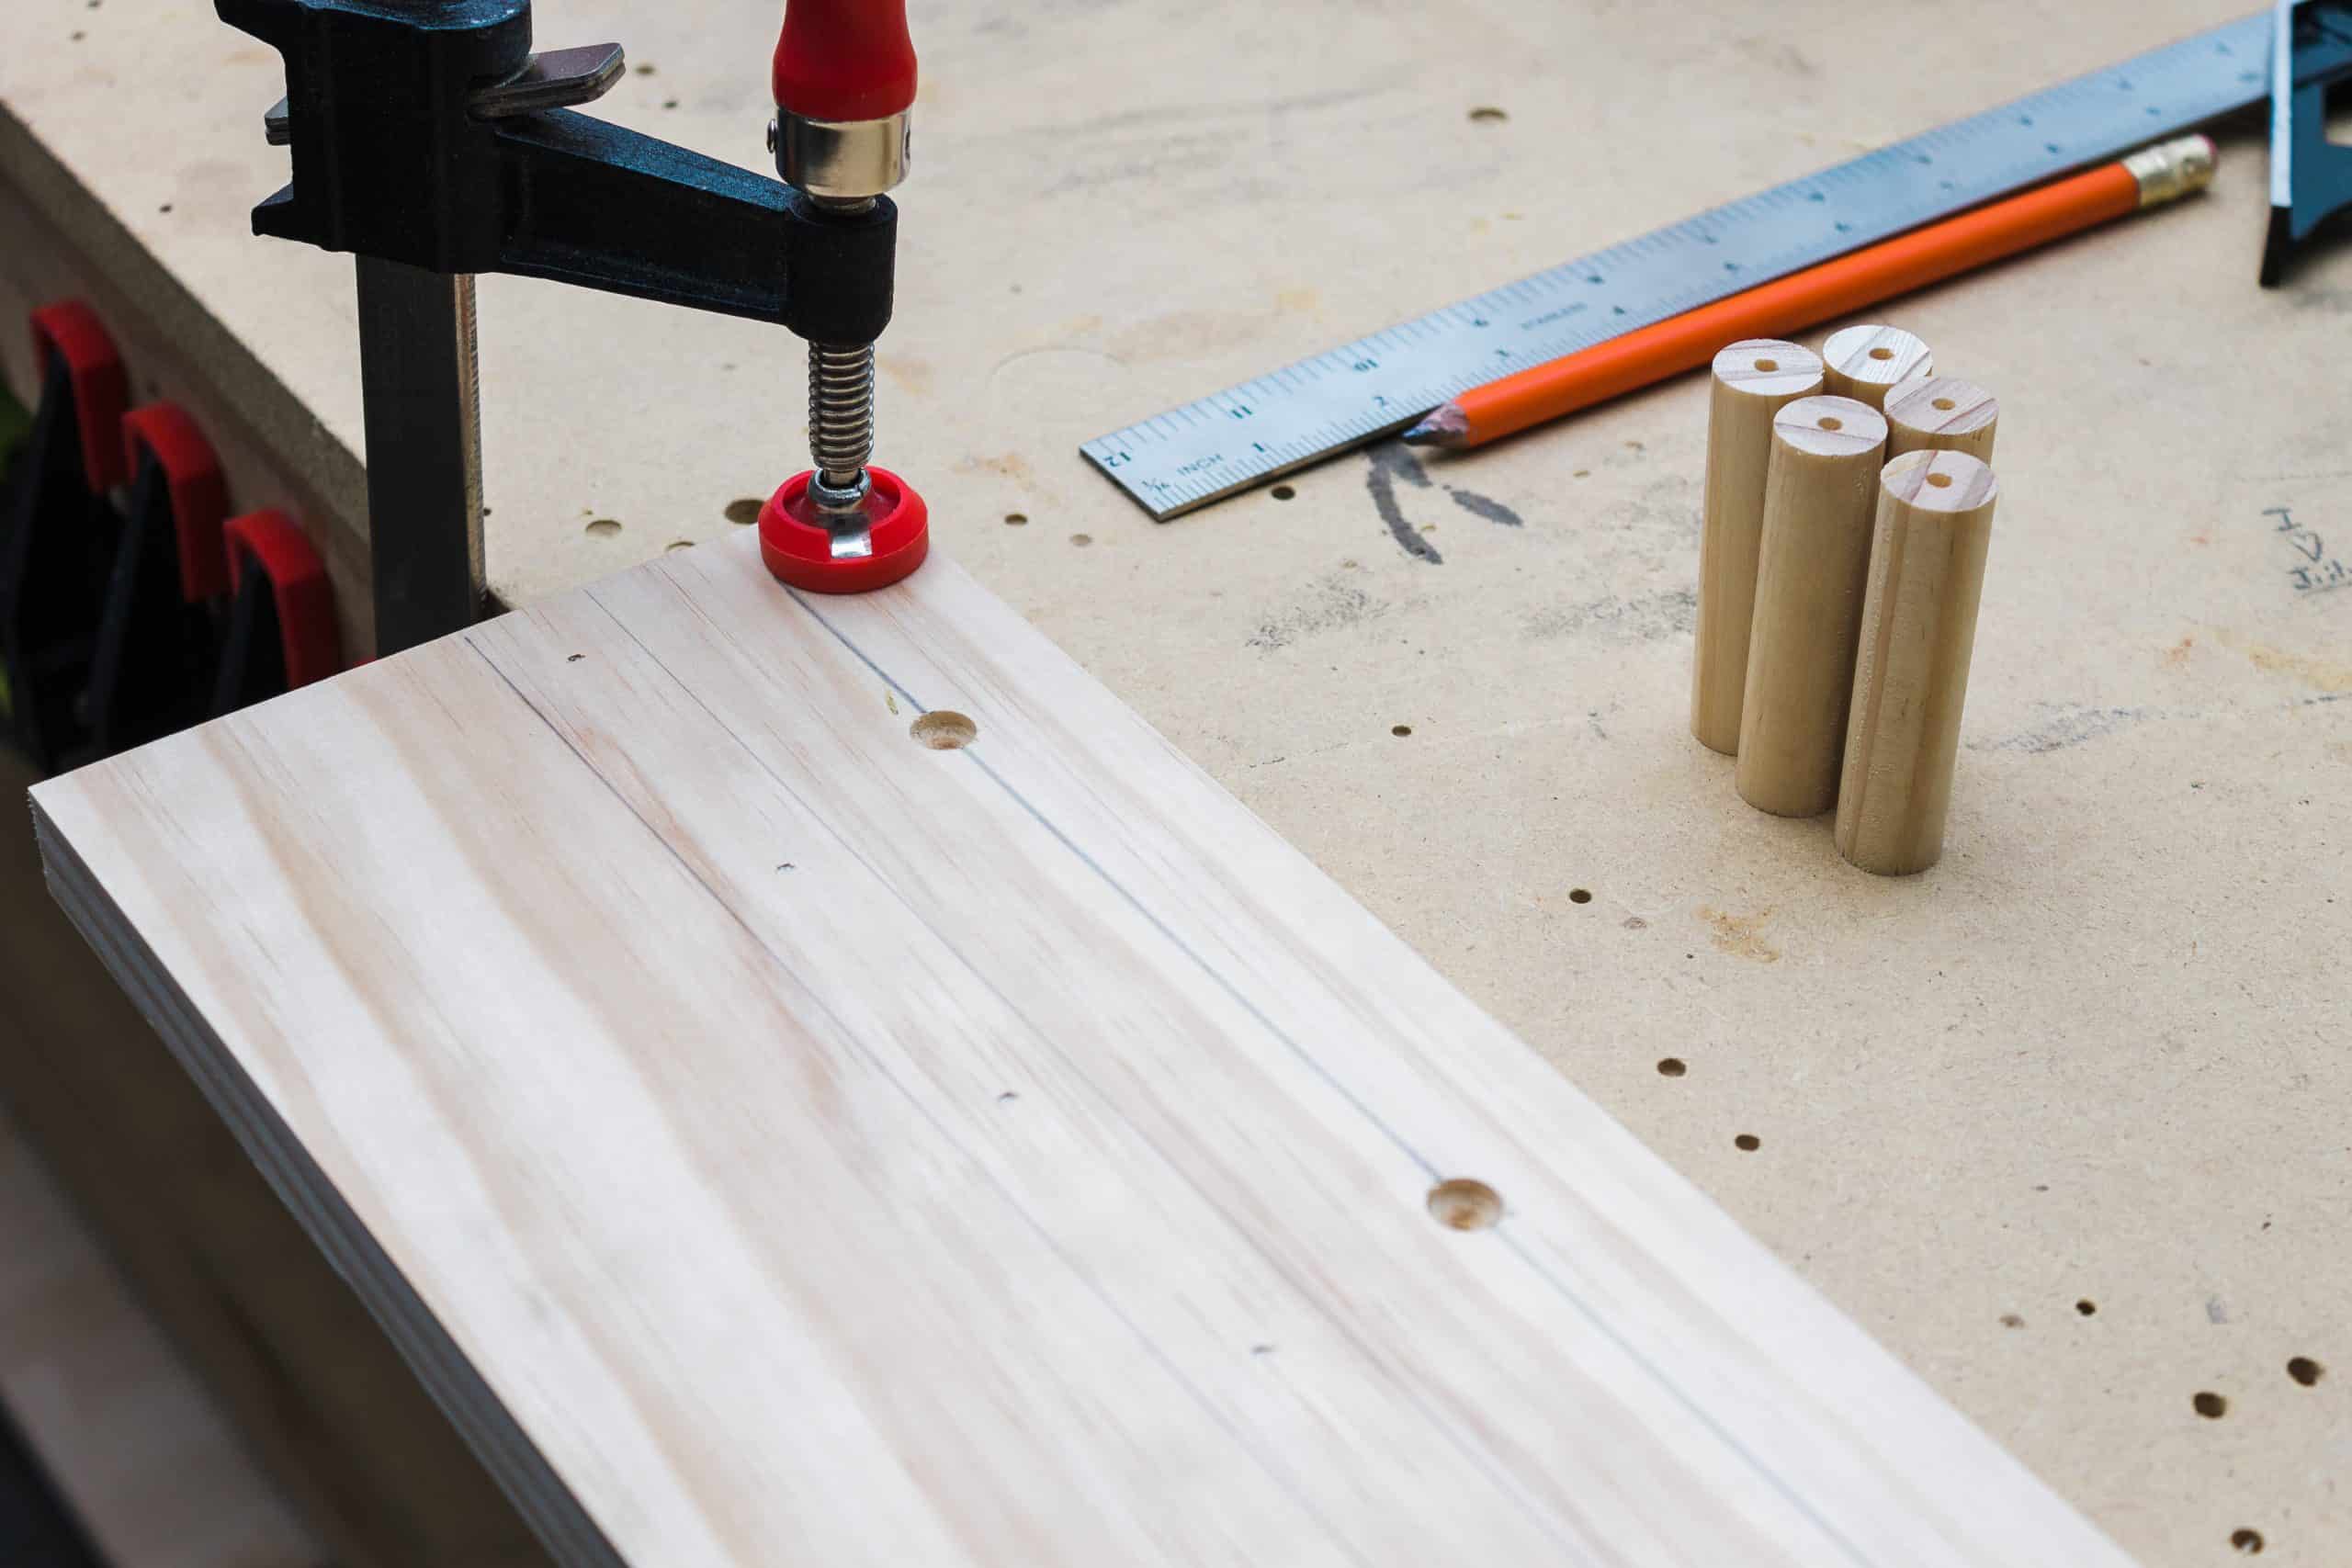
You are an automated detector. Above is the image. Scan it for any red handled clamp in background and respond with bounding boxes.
[1,302,130,771]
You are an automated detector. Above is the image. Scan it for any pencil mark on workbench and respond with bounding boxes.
[774,582,1878,1562]
[1364,443,1441,563]
[1524,588,1696,644]
[1978,705,2154,755]
[1446,489,1523,527]
[1247,572,1386,650]
[553,593,1374,1550]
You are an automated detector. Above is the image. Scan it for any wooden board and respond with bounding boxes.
[33,534,2134,1566]
[0,750,553,1568]
[0,1104,322,1567]
[6,4,2350,1562]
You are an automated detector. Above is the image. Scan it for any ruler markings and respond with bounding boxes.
[1082,13,2270,519]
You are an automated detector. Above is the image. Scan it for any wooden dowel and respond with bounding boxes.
[1691,339,1824,754]
[1820,324,1931,409]
[1835,450,1999,875]
[1736,395,1889,817]
[1884,377,1998,462]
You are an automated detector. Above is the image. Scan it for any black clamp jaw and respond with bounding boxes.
[220,0,896,344]
[2264,0,2352,287]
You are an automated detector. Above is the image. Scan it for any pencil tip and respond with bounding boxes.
[1400,403,1467,448]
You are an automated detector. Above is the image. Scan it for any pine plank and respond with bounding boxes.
[30,535,2135,1566]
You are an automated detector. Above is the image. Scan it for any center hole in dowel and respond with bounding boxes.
[1869,346,1894,361]
[1925,472,1953,489]
[1931,397,1957,411]
[1753,357,1779,372]
[1817,416,1842,431]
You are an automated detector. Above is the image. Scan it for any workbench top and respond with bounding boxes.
[4,2,2347,1562]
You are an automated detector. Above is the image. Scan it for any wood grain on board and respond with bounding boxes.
[34,535,2132,1566]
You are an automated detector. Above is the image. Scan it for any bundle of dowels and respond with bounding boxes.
[1690,325,1999,875]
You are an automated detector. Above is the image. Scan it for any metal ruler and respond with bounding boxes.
[1083,13,2271,521]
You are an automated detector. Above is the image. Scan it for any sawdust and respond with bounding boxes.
[956,452,1035,483]
[2219,632,2352,693]
[1699,905,1780,963]
[880,355,935,396]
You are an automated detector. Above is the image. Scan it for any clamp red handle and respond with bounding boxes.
[772,0,916,122]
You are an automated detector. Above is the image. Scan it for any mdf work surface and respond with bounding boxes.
[34,536,2133,1568]
[4,1,2350,1562]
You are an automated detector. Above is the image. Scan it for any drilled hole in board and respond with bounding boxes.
[2193,1391,2228,1418]
[1391,724,1413,737]
[1426,1179,1503,1230]
[1931,397,1957,411]
[1999,1314,2025,1328]
[1568,888,1592,904]
[1734,1134,1760,1152]
[2231,1528,2264,1554]
[2075,1299,2098,1316]
[1924,472,1953,490]
[1657,1057,1687,1077]
[2288,1356,2324,1387]
[1070,533,1094,547]
[1003,512,1028,526]
[724,498,763,525]
[910,711,978,750]
[1868,345,1895,361]
[1270,484,1296,501]
[585,518,622,537]
[1467,106,1508,123]
[1752,357,1780,372]
[1817,415,1843,431]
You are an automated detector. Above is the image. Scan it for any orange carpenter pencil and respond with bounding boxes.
[1401,134,2214,450]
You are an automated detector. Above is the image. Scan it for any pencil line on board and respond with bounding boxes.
[774,583,1875,1565]
[475,612,1374,1562]
[606,567,1587,1562]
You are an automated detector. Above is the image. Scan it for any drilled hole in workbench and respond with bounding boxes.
[1270,485,1296,501]
[1003,512,1028,525]
[662,98,680,110]
[1868,346,1894,361]
[1931,397,1957,411]
[724,498,763,525]
[633,62,655,74]
[1568,888,1592,904]
[1752,357,1780,372]
[1391,724,1412,737]
[2289,1357,2325,1386]
[2232,1528,2265,1554]
[1817,416,1843,431]
[1657,1057,1686,1077]
[1734,1134,1760,1152]
[2075,1299,2098,1316]
[1467,107,1508,123]
[2193,1391,2228,1418]
[1426,1179,1502,1230]
[1999,1314,2025,1328]
[1924,472,1953,490]
[158,203,174,214]
[585,518,622,537]
[1070,533,1093,547]
[910,711,978,750]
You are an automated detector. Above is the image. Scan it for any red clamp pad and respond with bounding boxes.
[773,0,916,120]
[224,510,341,689]
[758,467,928,593]
[28,300,130,492]
[121,405,232,603]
